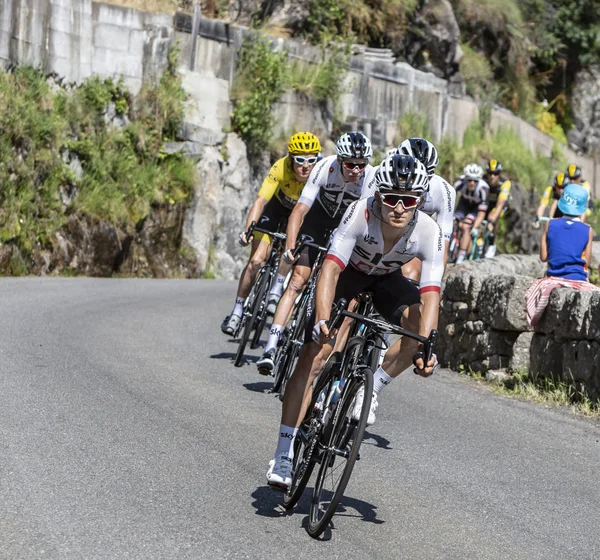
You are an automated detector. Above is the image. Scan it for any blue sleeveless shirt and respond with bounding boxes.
[546,218,590,280]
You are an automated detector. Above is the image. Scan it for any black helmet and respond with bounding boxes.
[566,164,582,180]
[486,159,503,173]
[375,154,429,194]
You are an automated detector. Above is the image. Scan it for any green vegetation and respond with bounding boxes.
[0,53,195,261]
[231,34,289,155]
[458,366,600,417]
[437,121,562,192]
[231,33,348,155]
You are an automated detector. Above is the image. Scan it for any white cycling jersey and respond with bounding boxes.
[298,155,376,218]
[422,174,456,241]
[326,197,445,293]
[453,176,489,210]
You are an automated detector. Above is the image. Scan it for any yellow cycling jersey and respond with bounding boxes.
[258,156,305,210]
[540,180,592,210]
[488,178,511,206]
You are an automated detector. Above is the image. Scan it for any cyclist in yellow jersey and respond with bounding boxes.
[534,172,568,227]
[483,159,512,258]
[221,132,321,336]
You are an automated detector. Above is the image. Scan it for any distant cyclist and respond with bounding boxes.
[534,172,568,226]
[565,164,594,221]
[221,132,321,336]
[483,159,511,258]
[396,137,456,277]
[256,132,376,374]
[453,164,489,263]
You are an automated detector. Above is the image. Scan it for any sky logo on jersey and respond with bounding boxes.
[363,233,377,245]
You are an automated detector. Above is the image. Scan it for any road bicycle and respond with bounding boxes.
[270,235,329,395]
[448,219,491,262]
[282,296,438,538]
[234,222,286,367]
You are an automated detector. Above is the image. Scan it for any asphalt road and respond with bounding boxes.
[1,278,599,559]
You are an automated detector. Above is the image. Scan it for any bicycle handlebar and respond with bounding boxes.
[292,234,328,259]
[246,221,287,242]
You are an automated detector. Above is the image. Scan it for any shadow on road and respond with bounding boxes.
[209,352,259,364]
[243,381,274,394]
[251,485,384,538]
[363,430,393,450]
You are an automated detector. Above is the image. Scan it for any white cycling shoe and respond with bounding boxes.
[351,387,378,426]
[266,455,292,489]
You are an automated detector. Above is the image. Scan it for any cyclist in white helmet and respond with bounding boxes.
[453,163,489,263]
[266,154,443,489]
[256,132,376,374]
[396,137,456,278]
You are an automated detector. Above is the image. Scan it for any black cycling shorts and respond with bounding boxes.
[454,198,484,222]
[296,202,339,268]
[255,198,291,242]
[304,266,420,344]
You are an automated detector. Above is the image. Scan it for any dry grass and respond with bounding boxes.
[458,367,600,419]
[100,0,185,14]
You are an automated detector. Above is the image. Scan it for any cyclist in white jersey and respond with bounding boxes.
[256,132,376,374]
[453,163,489,263]
[395,138,456,279]
[266,154,443,489]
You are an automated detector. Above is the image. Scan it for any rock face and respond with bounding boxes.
[440,256,600,399]
[404,0,461,79]
[568,64,600,158]
[183,133,254,279]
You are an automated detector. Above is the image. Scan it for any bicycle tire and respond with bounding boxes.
[307,366,374,538]
[279,312,306,397]
[282,354,341,510]
[272,291,308,394]
[234,267,269,367]
[250,269,273,349]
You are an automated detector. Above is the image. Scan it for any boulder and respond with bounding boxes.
[562,340,600,394]
[537,289,600,341]
[509,331,534,373]
[478,274,534,332]
[530,333,563,376]
[568,64,600,157]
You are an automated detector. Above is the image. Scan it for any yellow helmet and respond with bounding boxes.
[288,132,321,155]
[566,164,582,179]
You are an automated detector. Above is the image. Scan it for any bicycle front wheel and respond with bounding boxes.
[307,366,374,538]
[234,267,269,367]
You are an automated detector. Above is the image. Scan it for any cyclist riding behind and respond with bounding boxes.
[266,154,443,489]
[396,137,456,279]
[453,163,489,264]
[221,132,321,335]
[534,171,568,226]
[255,132,376,374]
[483,159,511,258]
[564,164,594,222]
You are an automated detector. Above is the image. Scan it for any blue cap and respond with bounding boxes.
[558,183,588,216]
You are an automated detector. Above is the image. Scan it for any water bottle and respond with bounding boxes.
[329,380,341,406]
[313,389,326,414]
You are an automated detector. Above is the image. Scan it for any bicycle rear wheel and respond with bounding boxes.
[234,267,269,367]
[307,366,374,538]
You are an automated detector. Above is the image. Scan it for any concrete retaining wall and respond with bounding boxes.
[1,1,599,194]
[0,0,172,93]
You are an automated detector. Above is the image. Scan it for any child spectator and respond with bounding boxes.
[526,184,597,325]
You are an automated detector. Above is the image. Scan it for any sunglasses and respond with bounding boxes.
[489,172,500,176]
[292,156,318,165]
[380,192,421,209]
[342,161,368,171]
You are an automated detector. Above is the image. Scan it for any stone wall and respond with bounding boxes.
[440,256,600,400]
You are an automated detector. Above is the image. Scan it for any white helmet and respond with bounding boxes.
[398,138,439,177]
[463,163,483,180]
[336,132,373,159]
[375,154,429,194]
